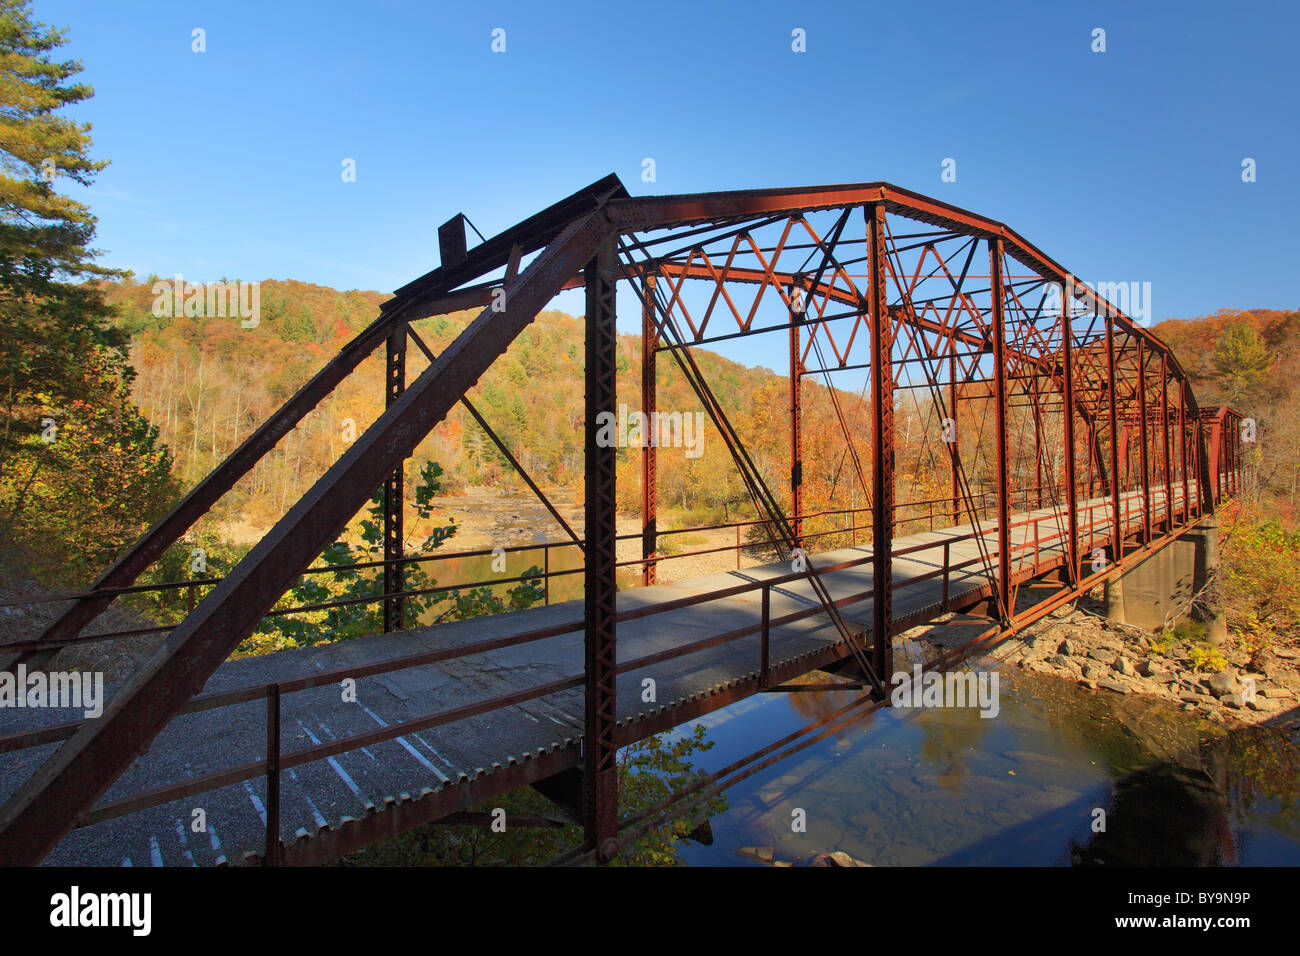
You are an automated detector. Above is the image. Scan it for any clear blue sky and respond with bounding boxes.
[42,0,1299,354]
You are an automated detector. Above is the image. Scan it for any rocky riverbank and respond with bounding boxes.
[984,603,1300,728]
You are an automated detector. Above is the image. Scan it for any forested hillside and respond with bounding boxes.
[98,276,889,539]
[1154,308,1300,512]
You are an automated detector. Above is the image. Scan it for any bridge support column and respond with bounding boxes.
[1105,516,1225,639]
[383,323,407,632]
[867,204,894,685]
[583,237,619,862]
[1104,573,1127,625]
[641,272,658,586]
[1195,514,1228,645]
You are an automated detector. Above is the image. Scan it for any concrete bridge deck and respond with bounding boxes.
[0,487,1190,866]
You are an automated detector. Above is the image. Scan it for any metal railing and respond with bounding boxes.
[0,481,1207,861]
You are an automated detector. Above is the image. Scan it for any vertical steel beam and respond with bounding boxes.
[1179,386,1189,522]
[1030,373,1045,509]
[1061,299,1079,584]
[1170,356,1180,530]
[789,288,804,544]
[1105,317,1122,562]
[1081,421,1092,496]
[989,239,1011,620]
[1118,421,1129,490]
[1197,416,1214,515]
[1228,414,1235,495]
[583,237,619,862]
[866,204,895,681]
[641,272,658,586]
[948,338,959,526]
[383,323,407,632]
[1137,344,1152,543]
[1207,415,1222,502]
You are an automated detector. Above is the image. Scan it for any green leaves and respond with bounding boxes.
[241,462,546,653]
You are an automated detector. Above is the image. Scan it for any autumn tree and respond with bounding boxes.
[1212,321,1273,408]
[0,0,174,580]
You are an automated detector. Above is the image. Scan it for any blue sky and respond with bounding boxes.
[42,0,1300,355]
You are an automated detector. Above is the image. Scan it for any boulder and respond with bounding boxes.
[1138,659,1167,679]
[1205,671,1238,696]
[829,850,871,867]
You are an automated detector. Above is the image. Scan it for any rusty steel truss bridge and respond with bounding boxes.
[0,175,1244,866]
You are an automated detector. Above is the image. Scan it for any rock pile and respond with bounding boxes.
[988,607,1300,727]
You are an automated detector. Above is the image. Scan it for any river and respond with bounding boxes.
[669,647,1300,866]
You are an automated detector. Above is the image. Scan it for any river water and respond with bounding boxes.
[670,650,1300,867]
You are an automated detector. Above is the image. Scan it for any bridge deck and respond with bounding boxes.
[1,488,1190,866]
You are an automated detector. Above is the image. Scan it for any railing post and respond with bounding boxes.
[760,584,770,689]
[736,524,741,569]
[583,237,619,863]
[941,539,950,611]
[543,544,550,606]
[265,683,281,866]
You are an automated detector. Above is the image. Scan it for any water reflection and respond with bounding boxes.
[674,660,1300,867]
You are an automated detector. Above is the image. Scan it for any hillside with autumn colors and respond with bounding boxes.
[9,264,1300,648]
[1153,308,1300,515]
[98,276,898,542]
[100,279,1300,546]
